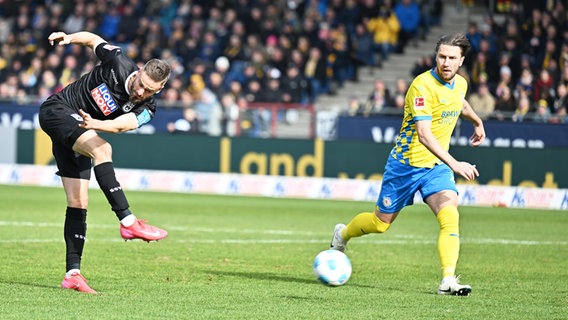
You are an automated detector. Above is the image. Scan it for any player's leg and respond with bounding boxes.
[422,164,471,295]
[426,190,460,279]
[51,141,97,294]
[331,158,418,251]
[72,130,167,241]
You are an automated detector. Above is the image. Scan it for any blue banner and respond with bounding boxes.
[336,116,568,148]
[0,103,183,133]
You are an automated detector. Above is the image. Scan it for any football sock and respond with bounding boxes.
[436,205,460,278]
[66,269,80,278]
[120,214,136,227]
[93,162,132,221]
[64,207,87,272]
[341,212,391,241]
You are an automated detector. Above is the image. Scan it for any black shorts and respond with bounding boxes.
[39,98,92,179]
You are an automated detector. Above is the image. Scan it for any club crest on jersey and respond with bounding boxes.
[91,83,118,115]
[414,97,425,109]
[122,102,134,112]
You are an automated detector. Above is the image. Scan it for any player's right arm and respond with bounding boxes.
[415,119,479,181]
[48,31,106,50]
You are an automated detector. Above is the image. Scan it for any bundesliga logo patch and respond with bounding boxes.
[91,83,118,115]
[414,97,425,109]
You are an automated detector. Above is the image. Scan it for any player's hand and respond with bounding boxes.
[454,162,479,181]
[78,109,96,130]
[469,124,486,147]
[48,32,69,46]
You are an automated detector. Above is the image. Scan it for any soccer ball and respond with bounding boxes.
[312,249,352,286]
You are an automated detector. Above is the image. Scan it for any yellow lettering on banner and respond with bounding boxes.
[270,154,294,176]
[518,180,538,188]
[542,173,558,189]
[296,139,323,177]
[220,137,231,173]
[34,129,53,165]
[241,152,267,174]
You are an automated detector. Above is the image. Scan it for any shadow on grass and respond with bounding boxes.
[204,270,376,289]
[0,280,60,291]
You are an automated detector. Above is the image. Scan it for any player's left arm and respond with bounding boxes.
[78,110,138,133]
[460,98,486,147]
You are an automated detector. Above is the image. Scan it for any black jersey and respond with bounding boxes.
[48,42,155,127]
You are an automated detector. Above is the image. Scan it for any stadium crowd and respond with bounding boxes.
[0,0,566,138]
[408,1,568,124]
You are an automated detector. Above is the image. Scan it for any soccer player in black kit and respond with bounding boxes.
[39,31,171,294]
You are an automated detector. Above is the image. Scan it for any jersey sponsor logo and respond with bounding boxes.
[414,97,425,109]
[91,83,118,115]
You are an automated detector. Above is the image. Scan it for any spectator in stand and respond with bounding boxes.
[411,54,434,77]
[514,68,534,101]
[303,46,329,103]
[493,85,517,120]
[512,94,532,122]
[392,93,405,111]
[393,77,409,97]
[495,65,513,98]
[366,79,392,114]
[351,23,375,79]
[366,2,400,68]
[258,69,284,103]
[393,0,420,54]
[465,21,482,57]
[198,31,222,64]
[188,73,221,136]
[344,95,364,117]
[533,99,552,123]
[553,83,568,114]
[167,107,201,134]
[219,93,240,137]
[281,64,309,105]
[534,68,555,105]
[99,4,122,41]
[468,83,496,120]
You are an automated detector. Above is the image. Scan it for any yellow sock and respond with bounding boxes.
[341,212,391,241]
[436,206,460,278]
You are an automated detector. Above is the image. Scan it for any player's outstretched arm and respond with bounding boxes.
[460,99,486,147]
[78,110,138,134]
[48,31,106,50]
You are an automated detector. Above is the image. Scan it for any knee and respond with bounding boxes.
[372,212,391,233]
[92,142,113,162]
[436,206,459,230]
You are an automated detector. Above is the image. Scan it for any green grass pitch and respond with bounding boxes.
[0,184,566,319]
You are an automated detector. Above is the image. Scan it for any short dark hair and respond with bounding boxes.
[142,59,171,84]
[435,33,471,57]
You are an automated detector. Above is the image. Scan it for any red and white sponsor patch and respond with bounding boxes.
[414,97,425,109]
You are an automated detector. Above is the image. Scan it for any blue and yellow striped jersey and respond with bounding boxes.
[390,69,467,168]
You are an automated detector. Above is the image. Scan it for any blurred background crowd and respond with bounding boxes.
[0,0,567,137]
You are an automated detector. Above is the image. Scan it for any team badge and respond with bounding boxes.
[414,97,425,110]
[122,102,134,112]
[91,83,118,115]
[382,196,392,208]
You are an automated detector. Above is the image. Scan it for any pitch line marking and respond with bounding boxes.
[1,221,566,246]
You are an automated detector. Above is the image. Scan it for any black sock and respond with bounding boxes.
[93,162,131,220]
[64,207,87,272]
